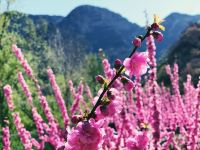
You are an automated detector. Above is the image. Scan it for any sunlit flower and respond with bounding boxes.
[65,119,102,150]
[123,52,149,78]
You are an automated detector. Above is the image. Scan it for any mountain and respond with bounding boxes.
[6,5,200,70]
[158,22,200,85]
[158,13,200,58]
[28,15,63,25]
[57,7,200,60]
[58,5,143,62]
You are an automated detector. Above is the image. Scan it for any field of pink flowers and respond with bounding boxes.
[2,16,200,150]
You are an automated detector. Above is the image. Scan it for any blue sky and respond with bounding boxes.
[1,0,200,26]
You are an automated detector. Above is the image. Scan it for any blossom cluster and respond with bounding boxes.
[1,16,200,150]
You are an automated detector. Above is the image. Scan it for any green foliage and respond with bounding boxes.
[67,53,103,92]
[0,7,104,149]
[158,22,200,89]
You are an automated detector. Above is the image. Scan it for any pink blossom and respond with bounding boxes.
[121,76,135,91]
[21,60,33,77]
[94,88,122,119]
[12,113,33,150]
[70,81,84,116]
[114,59,122,70]
[18,72,33,105]
[124,80,134,91]
[3,85,14,111]
[12,44,24,61]
[96,75,105,84]
[38,95,55,124]
[47,68,69,127]
[126,132,149,150]
[32,107,46,140]
[68,80,76,99]
[2,126,11,150]
[123,52,149,78]
[65,120,102,150]
[7,25,199,150]
[71,115,82,124]
[85,85,93,102]
[146,35,157,82]
[98,100,122,117]
[12,44,33,77]
[37,90,62,147]
[165,65,171,75]
[126,138,137,150]
[102,58,113,79]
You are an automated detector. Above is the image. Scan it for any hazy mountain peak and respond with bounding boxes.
[57,5,143,62]
[5,5,200,71]
[61,5,140,31]
[167,12,200,19]
[166,12,190,18]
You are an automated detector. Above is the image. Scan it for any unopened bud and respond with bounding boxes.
[107,90,115,100]
[151,23,159,30]
[96,75,105,84]
[114,59,122,70]
[71,115,82,124]
[152,31,163,42]
[132,37,141,47]
[121,76,129,84]
[100,105,109,116]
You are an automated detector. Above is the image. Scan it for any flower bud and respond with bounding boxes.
[114,59,122,70]
[121,76,135,91]
[132,37,141,47]
[100,105,109,116]
[151,23,159,30]
[96,75,105,84]
[71,115,82,124]
[107,90,115,100]
[152,31,163,42]
[121,76,129,84]
[57,145,65,150]
[120,108,125,117]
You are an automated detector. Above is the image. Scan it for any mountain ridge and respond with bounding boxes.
[5,5,200,70]
[158,22,200,85]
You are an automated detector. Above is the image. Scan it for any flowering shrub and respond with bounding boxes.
[1,15,200,150]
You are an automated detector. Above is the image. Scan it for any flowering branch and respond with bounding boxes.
[87,27,152,121]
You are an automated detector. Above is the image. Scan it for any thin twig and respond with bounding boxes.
[87,27,152,120]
